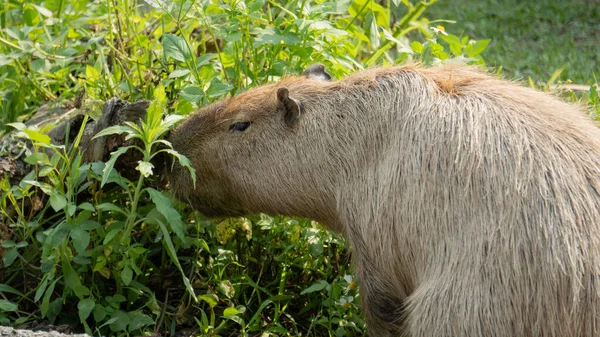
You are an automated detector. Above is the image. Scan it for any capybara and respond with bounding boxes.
[168,64,600,336]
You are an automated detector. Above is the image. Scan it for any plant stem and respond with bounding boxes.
[122,174,145,245]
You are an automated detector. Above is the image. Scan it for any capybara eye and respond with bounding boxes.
[229,121,252,132]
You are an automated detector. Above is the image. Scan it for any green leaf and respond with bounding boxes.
[179,86,204,103]
[224,31,243,42]
[2,248,18,267]
[381,27,403,45]
[23,5,37,25]
[24,152,50,165]
[411,41,423,54]
[41,278,59,317]
[112,294,127,303]
[146,188,185,241]
[440,34,463,56]
[223,307,239,316]
[92,304,107,322]
[49,192,67,212]
[199,294,218,308]
[95,203,127,215]
[23,129,51,145]
[156,219,197,302]
[588,85,598,105]
[67,203,77,217]
[218,280,235,299]
[92,125,134,139]
[158,114,185,132]
[78,298,95,322]
[247,299,274,327]
[146,85,166,132]
[0,284,25,297]
[85,65,101,83]
[144,0,173,12]
[0,240,15,248]
[369,15,380,50]
[78,202,96,212]
[35,275,49,302]
[70,229,90,254]
[176,99,194,115]
[320,0,352,14]
[64,212,81,226]
[103,229,121,244]
[121,266,133,286]
[62,251,90,299]
[335,327,347,337]
[207,79,233,98]
[38,166,54,177]
[168,68,190,79]
[30,4,53,17]
[80,220,100,231]
[163,33,190,62]
[101,146,133,187]
[300,280,329,294]
[465,39,491,57]
[128,311,154,331]
[282,32,301,45]
[195,53,215,68]
[136,161,154,178]
[223,314,244,326]
[307,228,324,256]
[108,310,130,332]
[0,300,17,312]
[546,68,564,86]
[130,246,147,256]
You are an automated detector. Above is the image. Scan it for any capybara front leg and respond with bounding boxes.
[357,266,408,336]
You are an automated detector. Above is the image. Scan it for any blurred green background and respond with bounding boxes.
[429,0,600,83]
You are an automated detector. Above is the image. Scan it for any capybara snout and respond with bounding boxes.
[169,64,600,336]
[168,100,248,217]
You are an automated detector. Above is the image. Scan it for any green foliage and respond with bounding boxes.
[1,87,195,335]
[0,0,482,130]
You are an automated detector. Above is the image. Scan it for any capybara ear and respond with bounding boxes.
[302,63,331,81]
[277,87,302,127]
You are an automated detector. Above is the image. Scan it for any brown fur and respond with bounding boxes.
[169,64,600,336]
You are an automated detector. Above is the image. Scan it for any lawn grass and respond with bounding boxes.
[427,0,600,84]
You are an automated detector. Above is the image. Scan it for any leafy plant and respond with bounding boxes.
[1,86,197,335]
[409,25,490,66]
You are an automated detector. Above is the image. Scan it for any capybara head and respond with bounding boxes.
[168,65,341,222]
[169,63,600,336]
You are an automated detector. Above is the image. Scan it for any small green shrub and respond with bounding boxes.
[1,86,195,335]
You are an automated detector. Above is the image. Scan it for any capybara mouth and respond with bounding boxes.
[176,188,248,218]
[167,162,248,219]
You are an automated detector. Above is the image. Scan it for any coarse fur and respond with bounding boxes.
[169,64,600,336]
